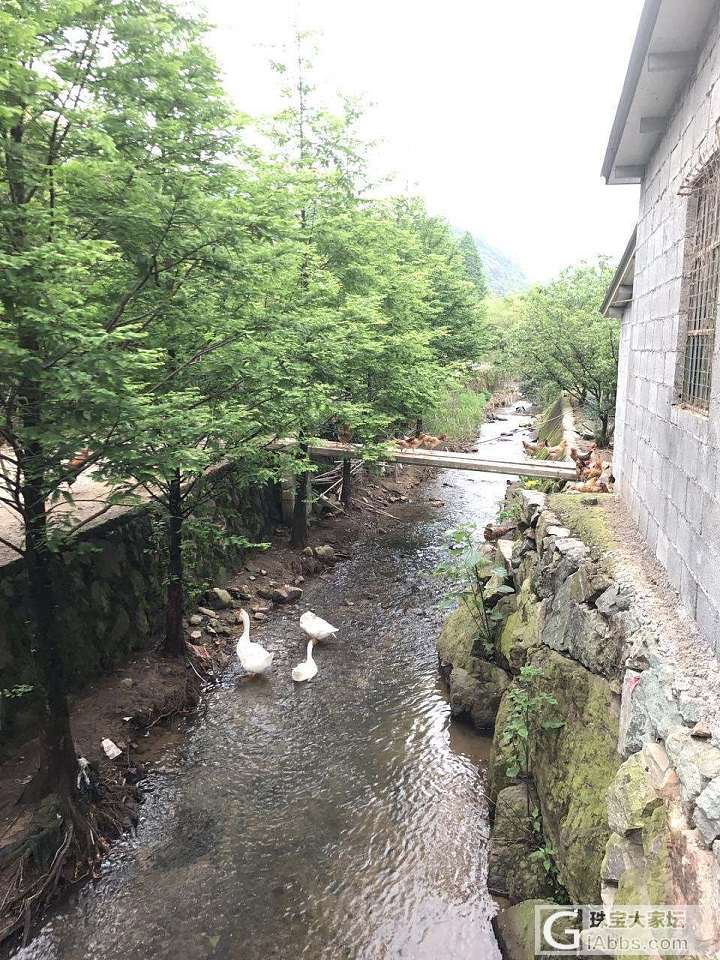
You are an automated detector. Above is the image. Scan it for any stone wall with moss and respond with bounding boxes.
[438,486,720,955]
[0,468,281,716]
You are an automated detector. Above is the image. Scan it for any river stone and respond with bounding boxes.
[188,614,203,626]
[595,583,632,617]
[533,537,589,600]
[197,606,219,619]
[618,666,683,757]
[494,900,558,960]
[448,663,509,732]
[541,592,623,679]
[205,588,233,610]
[606,752,663,835]
[314,545,336,562]
[489,689,516,801]
[567,562,613,606]
[544,525,571,540]
[535,509,561,543]
[601,832,645,883]
[483,573,514,609]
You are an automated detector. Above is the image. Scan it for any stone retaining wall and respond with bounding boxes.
[0,468,281,730]
[438,488,720,955]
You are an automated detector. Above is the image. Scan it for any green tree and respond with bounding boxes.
[458,231,489,300]
[0,0,250,827]
[507,260,619,445]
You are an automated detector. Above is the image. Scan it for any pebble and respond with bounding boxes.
[197,607,219,619]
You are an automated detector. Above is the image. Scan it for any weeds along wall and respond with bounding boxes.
[0,467,281,730]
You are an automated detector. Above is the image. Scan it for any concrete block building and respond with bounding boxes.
[602,0,720,645]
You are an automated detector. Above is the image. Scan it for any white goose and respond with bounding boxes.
[300,610,339,643]
[236,609,274,676]
[291,639,318,683]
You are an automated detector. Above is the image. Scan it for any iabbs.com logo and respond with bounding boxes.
[534,904,709,956]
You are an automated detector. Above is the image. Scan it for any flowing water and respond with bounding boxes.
[18,411,529,960]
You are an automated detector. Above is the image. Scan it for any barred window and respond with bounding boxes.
[681,158,719,411]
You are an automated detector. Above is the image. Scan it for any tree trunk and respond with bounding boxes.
[22,469,79,807]
[415,417,423,438]
[341,458,352,507]
[291,471,310,548]
[164,469,185,656]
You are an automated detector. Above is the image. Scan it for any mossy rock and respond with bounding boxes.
[536,396,565,447]
[498,579,541,673]
[437,600,479,672]
[527,647,621,904]
[488,785,557,902]
[494,900,560,960]
[488,689,518,800]
[548,494,617,569]
[607,752,663,835]
[448,663,509,732]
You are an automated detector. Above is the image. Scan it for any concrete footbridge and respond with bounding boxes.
[273,439,577,482]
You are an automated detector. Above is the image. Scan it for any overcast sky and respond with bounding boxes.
[201,0,644,282]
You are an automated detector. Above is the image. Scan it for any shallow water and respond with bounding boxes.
[18,412,529,960]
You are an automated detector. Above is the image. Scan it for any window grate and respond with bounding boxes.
[682,156,719,411]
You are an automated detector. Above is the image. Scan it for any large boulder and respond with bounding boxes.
[448,663,509,732]
[437,600,479,673]
[606,752,663,835]
[493,900,559,960]
[525,647,621,904]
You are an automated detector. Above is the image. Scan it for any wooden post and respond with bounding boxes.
[340,458,352,506]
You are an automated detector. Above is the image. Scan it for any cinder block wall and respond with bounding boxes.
[615,12,720,647]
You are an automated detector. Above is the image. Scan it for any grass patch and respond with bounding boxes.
[423,386,489,444]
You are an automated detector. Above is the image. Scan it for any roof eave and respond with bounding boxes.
[601,0,663,182]
[601,227,638,317]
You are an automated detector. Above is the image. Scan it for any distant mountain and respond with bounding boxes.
[457,232,530,296]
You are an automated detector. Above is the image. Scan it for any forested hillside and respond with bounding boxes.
[470,235,529,295]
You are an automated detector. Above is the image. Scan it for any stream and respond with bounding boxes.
[18,411,529,960]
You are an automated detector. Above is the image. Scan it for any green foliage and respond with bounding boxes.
[458,232,489,300]
[0,5,498,761]
[435,523,508,659]
[502,666,561,782]
[422,384,489,443]
[0,684,34,700]
[505,260,619,444]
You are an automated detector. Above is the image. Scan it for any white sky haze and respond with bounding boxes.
[202,0,646,283]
